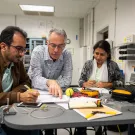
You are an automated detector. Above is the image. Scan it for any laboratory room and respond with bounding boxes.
[0,0,135,135]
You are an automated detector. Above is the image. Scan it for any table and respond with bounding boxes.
[3,104,135,135]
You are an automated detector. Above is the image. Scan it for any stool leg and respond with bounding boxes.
[95,126,102,135]
[103,126,107,135]
[69,128,72,135]
[54,129,57,135]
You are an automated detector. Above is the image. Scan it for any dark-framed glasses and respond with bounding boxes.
[49,43,65,50]
[10,45,27,54]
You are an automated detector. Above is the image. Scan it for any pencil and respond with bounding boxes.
[24,85,32,91]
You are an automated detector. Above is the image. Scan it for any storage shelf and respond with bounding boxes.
[119,56,135,60]
[119,43,135,60]
[24,38,46,70]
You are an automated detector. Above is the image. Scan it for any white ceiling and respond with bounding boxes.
[0,0,99,18]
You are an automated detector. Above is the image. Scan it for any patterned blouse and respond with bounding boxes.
[79,59,124,88]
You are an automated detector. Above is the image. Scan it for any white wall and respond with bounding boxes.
[0,15,80,85]
[0,15,15,31]
[94,0,115,43]
[89,0,135,83]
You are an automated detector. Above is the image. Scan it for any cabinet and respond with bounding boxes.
[26,38,46,55]
[24,38,46,71]
[119,43,135,60]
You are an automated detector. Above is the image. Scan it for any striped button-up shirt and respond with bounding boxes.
[28,45,73,91]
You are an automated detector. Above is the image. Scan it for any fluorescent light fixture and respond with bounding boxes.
[19,5,54,12]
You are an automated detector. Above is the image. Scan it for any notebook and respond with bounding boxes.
[69,101,97,109]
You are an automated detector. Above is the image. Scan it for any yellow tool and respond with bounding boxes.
[113,89,131,95]
[80,89,99,97]
[85,111,116,119]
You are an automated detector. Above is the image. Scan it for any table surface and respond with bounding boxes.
[3,104,135,130]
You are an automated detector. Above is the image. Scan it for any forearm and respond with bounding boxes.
[0,91,18,106]
[57,75,72,88]
[112,80,124,88]
[31,76,48,90]
[79,80,85,87]
[103,82,113,88]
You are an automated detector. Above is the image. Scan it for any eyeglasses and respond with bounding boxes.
[10,45,27,54]
[49,43,65,50]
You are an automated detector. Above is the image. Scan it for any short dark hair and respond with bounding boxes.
[0,26,27,46]
[93,40,111,60]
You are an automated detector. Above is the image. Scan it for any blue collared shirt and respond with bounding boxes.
[2,63,14,92]
[28,45,73,91]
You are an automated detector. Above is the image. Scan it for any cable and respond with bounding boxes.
[117,125,122,135]
[13,104,32,114]
[29,105,65,119]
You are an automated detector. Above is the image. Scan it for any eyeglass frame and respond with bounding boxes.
[10,44,27,54]
[48,42,66,50]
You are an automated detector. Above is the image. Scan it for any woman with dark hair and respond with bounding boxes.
[75,40,124,135]
[79,40,124,89]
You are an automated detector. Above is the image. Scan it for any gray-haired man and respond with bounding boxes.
[28,28,73,135]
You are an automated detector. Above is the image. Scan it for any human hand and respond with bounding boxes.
[20,90,39,103]
[83,80,96,88]
[95,82,105,88]
[47,80,63,99]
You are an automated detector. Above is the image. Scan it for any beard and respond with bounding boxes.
[6,53,22,63]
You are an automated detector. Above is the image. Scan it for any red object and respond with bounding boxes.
[72,92,88,97]
[72,92,99,98]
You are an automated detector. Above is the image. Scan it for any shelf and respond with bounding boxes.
[25,38,46,55]
[119,43,135,60]
[119,50,135,54]
[119,43,135,49]
[119,56,135,60]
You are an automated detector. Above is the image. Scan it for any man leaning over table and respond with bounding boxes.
[28,28,73,135]
[0,26,40,135]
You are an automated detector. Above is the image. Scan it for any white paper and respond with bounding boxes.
[37,94,70,103]
[36,90,70,109]
[56,103,69,110]
[70,97,100,102]
[89,87,110,94]
[37,90,51,95]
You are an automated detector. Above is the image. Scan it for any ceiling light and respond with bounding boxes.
[19,5,54,12]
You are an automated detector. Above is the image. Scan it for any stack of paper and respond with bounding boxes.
[37,90,70,103]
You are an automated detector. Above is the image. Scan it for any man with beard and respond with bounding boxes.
[0,26,39,135]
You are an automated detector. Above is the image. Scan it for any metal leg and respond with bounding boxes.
[128,124,134,135]
[54,129,57,135]
[95,126,102,135]
[103,126,107,135]
[69,128,72,135]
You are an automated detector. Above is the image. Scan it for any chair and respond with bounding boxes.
[74,126,107,135]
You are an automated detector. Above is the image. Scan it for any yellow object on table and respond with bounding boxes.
[85,111,116,119]
[65,88,74,97]
[80,89,99,97]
